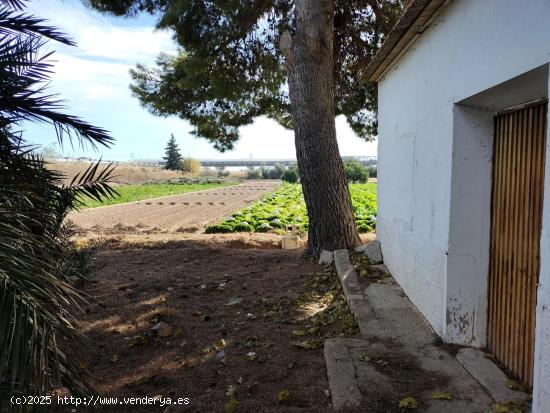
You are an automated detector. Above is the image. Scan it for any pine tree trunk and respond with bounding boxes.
[281,0,360,257]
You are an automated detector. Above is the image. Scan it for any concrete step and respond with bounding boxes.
[325,249,531,412]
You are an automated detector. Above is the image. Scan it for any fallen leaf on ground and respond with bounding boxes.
[277,389,290,403]
[491,401,526,413]
[292,330,307,336]
[246,352,257,361]
[224,398,238,413]
[126,335,148,347]
[431,390,452,400]
[226,297,243,306]
[215,338,227,349]
[505,380,528,392]
[291,340,321,350]
[491,403,511,413]
[110,355,120,363]
[399,396,418,409]
[226,384,237,398]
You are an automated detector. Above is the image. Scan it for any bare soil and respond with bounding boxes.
[69,181,279,236]
[65,181,376,412]
[76,239,359,412]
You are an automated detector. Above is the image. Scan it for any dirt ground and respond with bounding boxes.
[69,181,279,236]
[66,181,378,412]
[75,237,360,412]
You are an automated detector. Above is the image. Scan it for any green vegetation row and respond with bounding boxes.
[205,183,377,234]
[82,181,237,208]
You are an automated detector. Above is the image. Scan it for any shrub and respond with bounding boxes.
[281,167,299,183]
[245,167,262,179]
[261,164,285,179]
[182,157,201,174]
[368,166,377,178]
[343,159,369,183]
[217,167,230,177]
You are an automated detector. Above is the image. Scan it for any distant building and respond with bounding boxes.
[365,1,550,410]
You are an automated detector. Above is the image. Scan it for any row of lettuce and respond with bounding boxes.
[205,183,377,234]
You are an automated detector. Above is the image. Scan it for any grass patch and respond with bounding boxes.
[81,181,237,208]
[205,182,377,234]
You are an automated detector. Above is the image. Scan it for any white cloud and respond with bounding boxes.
[28,0,175,101]
[29,1,176,64]
[75,26,175,63]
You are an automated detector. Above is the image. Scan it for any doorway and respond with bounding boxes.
[488,101,548,386]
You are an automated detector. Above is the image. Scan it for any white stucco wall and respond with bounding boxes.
[533,73,550,413]
[376,0,550,410]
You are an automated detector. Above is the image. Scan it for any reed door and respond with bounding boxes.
[488,101,547,386]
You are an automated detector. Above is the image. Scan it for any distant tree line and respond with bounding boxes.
[244,159,375,183]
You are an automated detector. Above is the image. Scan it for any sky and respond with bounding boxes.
[24,0,377,162]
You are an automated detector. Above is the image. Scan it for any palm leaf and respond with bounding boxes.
[0,0,117,397]
[0,7,76,45]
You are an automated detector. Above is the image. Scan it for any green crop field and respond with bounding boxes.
[82,181,237,208]
[205,182,377,234]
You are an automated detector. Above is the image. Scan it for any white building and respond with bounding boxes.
[364,0,550,411]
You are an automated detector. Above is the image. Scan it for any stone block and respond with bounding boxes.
[319,250,334,265]
[281,235,301,249]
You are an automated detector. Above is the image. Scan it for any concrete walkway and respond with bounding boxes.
[325,247,531,412]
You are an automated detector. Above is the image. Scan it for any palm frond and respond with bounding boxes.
[0,27,113,149]
[0,7,75,45]
[0,215,92,396]
[0,0,26,12]
[68,160,119,205]
[0,0,117,398]
[0,34,53,84]
[1,89,114,148]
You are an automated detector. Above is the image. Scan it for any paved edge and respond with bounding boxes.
[328,249,519,412]
[324,338,364,411]
[456,347,528,403]
[333,249,369,325]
